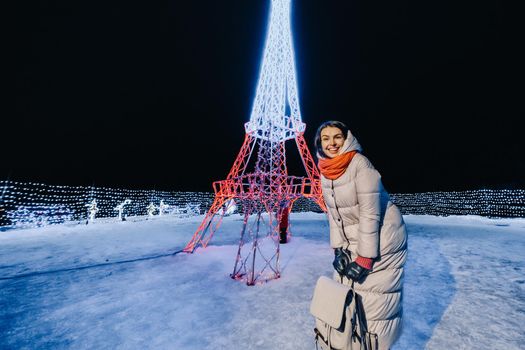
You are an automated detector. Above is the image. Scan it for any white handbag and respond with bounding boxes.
[310,276,377,350]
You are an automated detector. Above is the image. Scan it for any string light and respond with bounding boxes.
[222,198,238,216]
[158,200,168,216]
[146,202,157,217]
[114,199,132,221]
[86,199,99,223]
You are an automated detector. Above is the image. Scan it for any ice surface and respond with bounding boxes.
[1,213,524,349]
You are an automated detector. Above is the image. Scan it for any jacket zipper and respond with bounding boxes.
[331,180,351,249]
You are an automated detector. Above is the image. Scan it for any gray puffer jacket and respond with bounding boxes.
[320,131,407,350]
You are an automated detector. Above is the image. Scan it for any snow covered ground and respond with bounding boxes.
[1,213,524,349]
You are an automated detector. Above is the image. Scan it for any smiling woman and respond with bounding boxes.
[314,120,408,350]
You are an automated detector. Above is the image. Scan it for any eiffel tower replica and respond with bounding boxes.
[183,0,326,285]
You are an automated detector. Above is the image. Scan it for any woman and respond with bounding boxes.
[315,120,407,350]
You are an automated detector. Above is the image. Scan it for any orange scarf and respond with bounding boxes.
[318,151,358,180]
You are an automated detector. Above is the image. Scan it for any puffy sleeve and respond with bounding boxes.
[355,166,381,258]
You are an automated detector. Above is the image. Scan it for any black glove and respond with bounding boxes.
[344,261,369,282]
[332,248,351,275]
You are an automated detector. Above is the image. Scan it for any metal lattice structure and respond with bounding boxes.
[183,0,326,285]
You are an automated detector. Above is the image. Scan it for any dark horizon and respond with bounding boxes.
[7,0,525,194]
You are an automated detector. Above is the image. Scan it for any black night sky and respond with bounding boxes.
[8,0,525,193]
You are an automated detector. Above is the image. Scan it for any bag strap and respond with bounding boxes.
[353,288,376,350]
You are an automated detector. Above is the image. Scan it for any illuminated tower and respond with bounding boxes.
[184,0,325,285]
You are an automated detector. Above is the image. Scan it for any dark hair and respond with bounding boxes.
[314,120,349,158]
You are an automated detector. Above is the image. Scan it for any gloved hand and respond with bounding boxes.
[344,261,370,282]
[332,247,351,275]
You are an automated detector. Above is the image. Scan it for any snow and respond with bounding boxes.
[1,213,524,349]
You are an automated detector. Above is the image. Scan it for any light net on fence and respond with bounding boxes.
[1,181,524,229]
[390,189,525,218]
[0,181,214,229]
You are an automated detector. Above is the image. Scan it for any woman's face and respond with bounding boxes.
[320,126,346,158]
